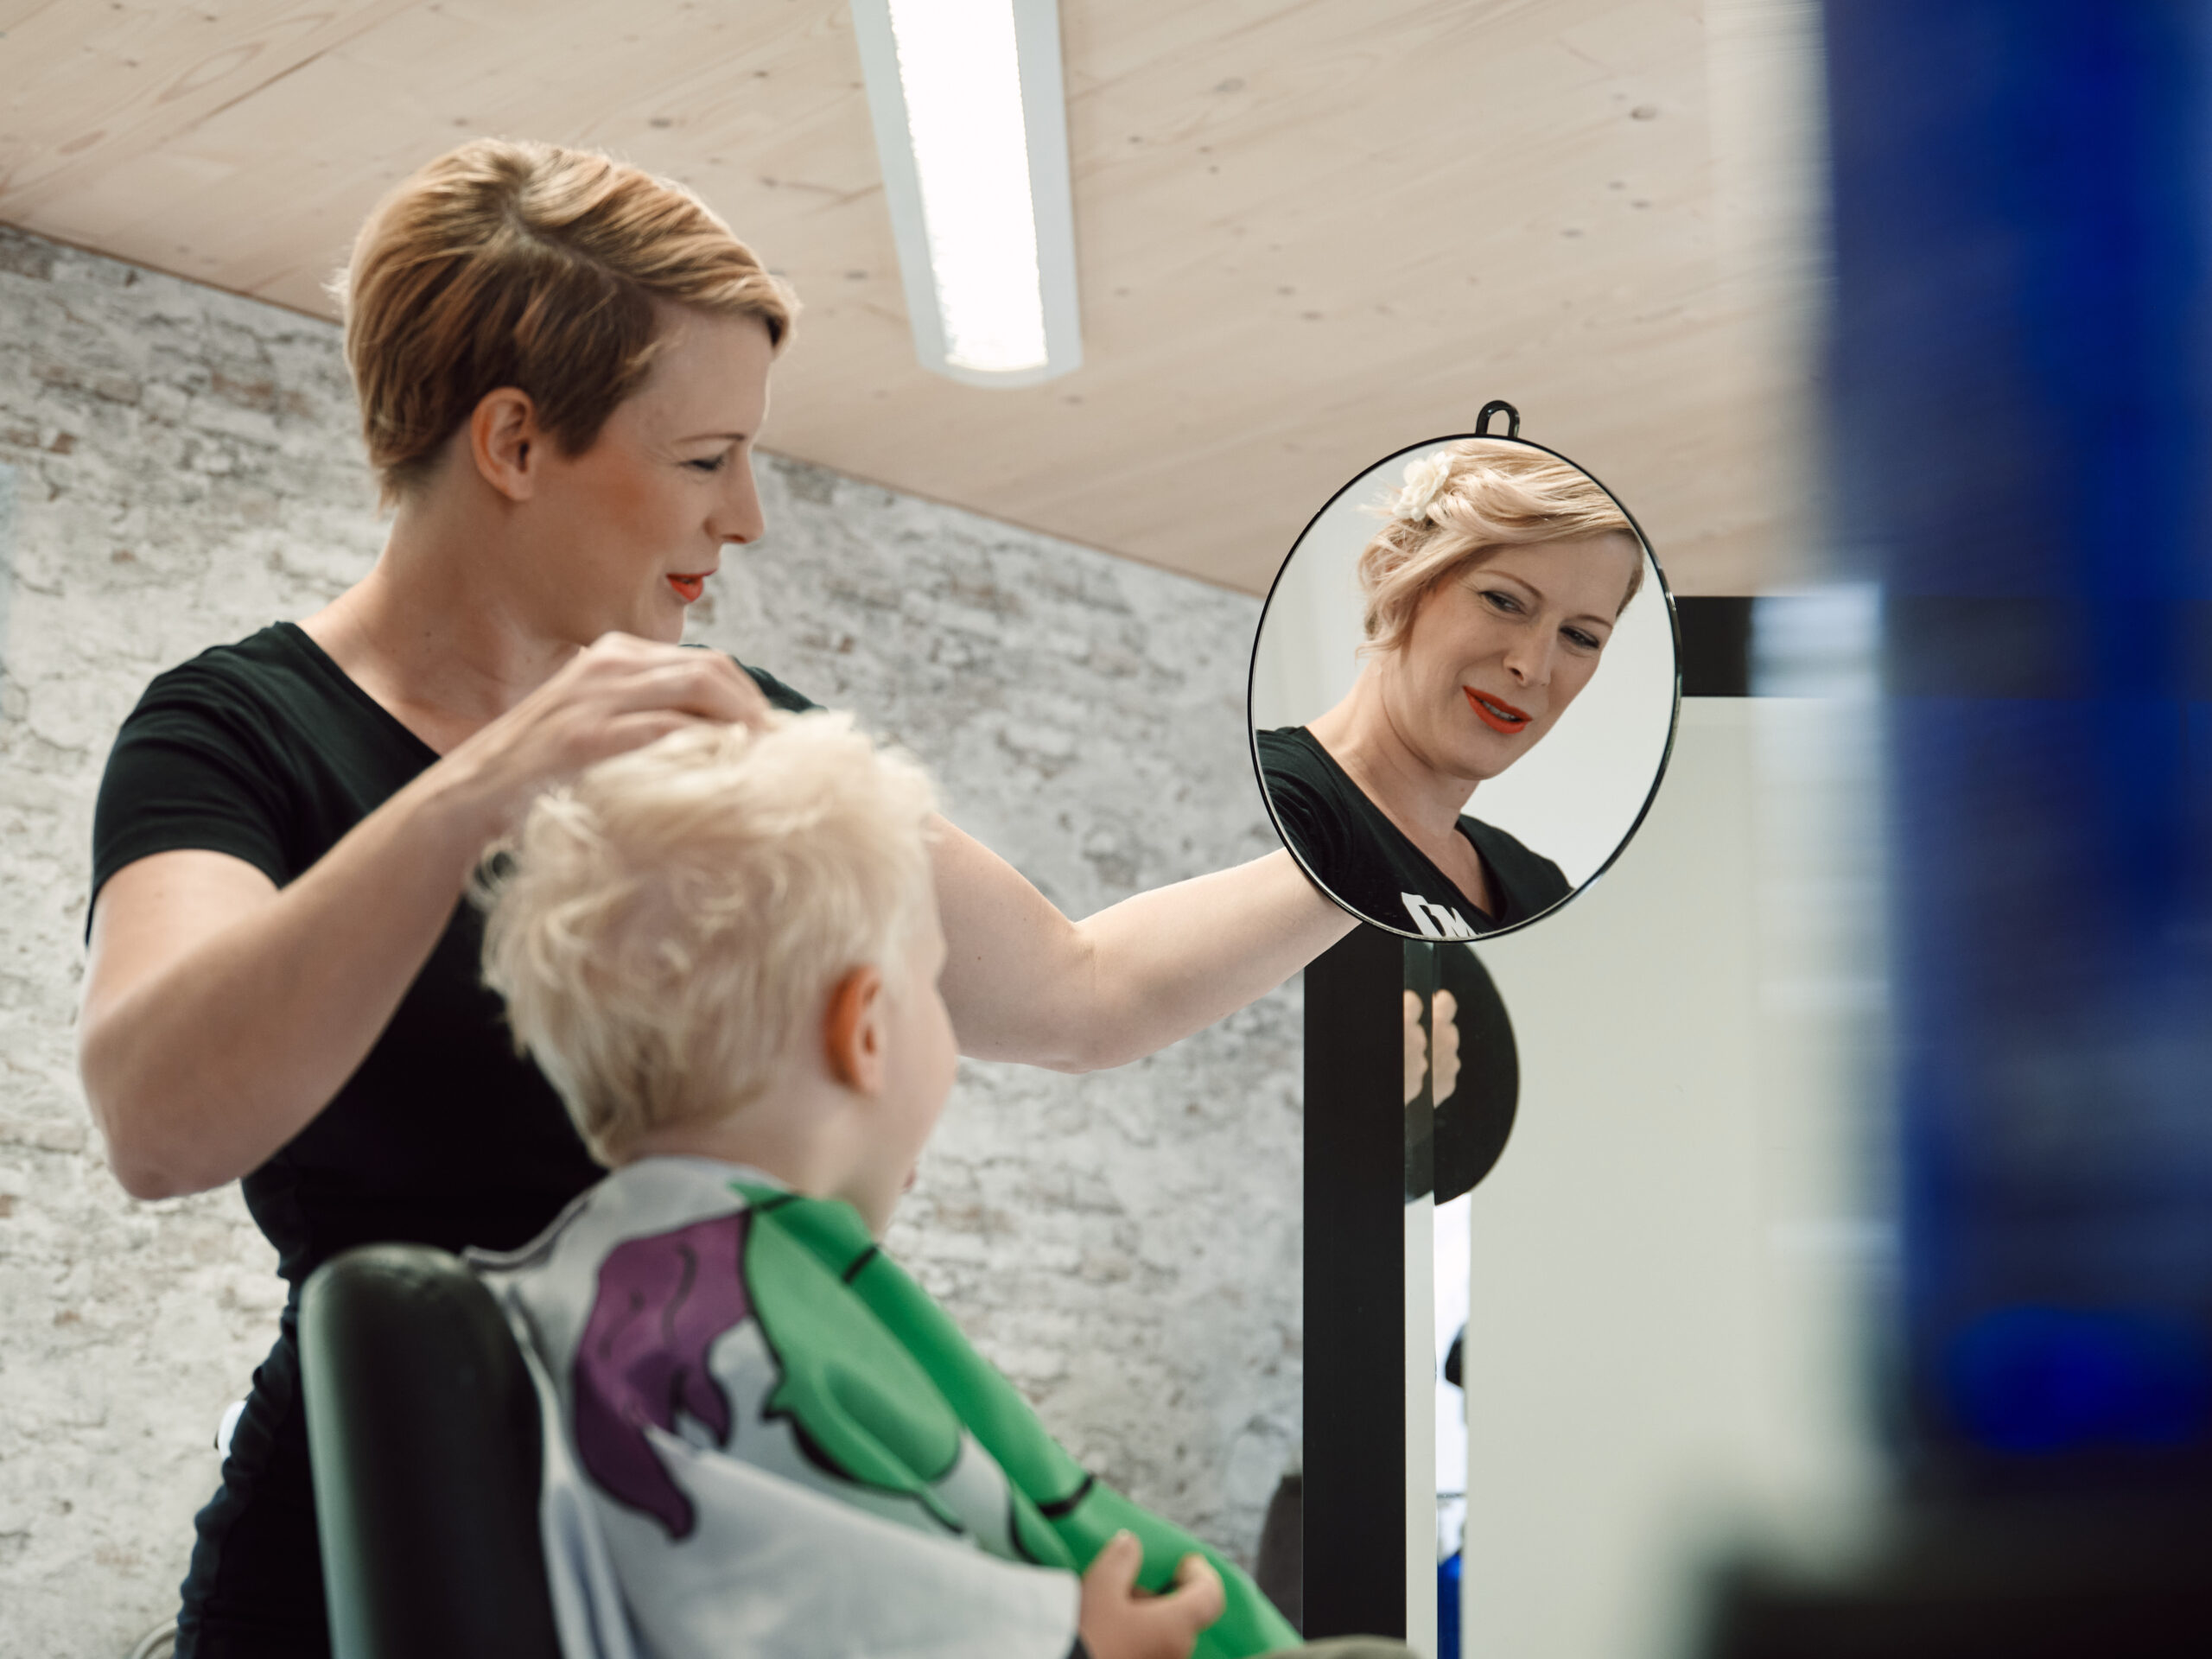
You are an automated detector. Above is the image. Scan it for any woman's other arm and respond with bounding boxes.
[932,820,1353,1074]
[79,639,766,1199]
[84,794,486,1198]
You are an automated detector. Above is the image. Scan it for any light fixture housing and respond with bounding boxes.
[849,0,1082,387]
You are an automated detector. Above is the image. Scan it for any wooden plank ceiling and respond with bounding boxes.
[0,0,1819,594]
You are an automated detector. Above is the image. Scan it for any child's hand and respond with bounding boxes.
[1077,1530,1226,1659]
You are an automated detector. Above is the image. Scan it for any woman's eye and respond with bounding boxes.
[1483,590,1522,615]
[1564,628,1605,652]
[686,454,728,474]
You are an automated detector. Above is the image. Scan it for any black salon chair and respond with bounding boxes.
[298,1243,563,1659]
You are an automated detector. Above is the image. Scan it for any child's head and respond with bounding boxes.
[480,713,950,1215]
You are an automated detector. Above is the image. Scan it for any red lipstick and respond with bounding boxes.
[668,574,706,603]
[1465,687,1531,734]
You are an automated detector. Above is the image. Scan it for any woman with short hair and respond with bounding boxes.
[79,138,1351,1658]
[1257,441,1644,938]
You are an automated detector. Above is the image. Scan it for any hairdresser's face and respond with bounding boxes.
[1379,535,1641,785]
[529,308,773,646]
[855,906,958,1238]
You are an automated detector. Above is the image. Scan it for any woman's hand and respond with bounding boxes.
[441,632,776,842]
[79,632,769,1200]
[1077,1532,1225,1659]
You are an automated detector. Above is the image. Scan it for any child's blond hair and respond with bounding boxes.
[480,713,938,1164]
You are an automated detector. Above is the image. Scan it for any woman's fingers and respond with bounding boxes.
[450,635,780,835]
[536,638,772,755]
[571,632,773,727]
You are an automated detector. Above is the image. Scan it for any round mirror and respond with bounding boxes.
[1249,420,1679,940]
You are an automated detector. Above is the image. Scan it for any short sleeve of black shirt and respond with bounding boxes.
[92,650,307,902]
[90,624,817,1290]
[1255,725,1570,938]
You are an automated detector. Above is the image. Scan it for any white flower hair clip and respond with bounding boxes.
[1391,452,1455,524]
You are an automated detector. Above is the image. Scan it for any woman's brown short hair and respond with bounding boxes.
[339,138,798,504]
[1357,440,1642,653]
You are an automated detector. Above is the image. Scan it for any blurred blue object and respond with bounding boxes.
[1438,1549,1461,1659]
[1946,1306,2212,1452]
[1826,0,2212,1478]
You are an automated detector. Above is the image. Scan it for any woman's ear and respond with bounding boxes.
[469,387,543,502]
[823,965,887,1095]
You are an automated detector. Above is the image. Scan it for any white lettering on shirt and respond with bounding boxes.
[1400,893,1476,940]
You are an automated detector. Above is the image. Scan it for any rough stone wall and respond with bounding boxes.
[0,226,1300,1657]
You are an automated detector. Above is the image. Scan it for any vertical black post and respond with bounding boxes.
[1304,924,1413,1639]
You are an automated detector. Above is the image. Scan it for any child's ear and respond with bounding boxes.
[823,965,887,1094]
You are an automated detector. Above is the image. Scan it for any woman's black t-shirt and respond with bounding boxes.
[91,621,817,1288]
[1255,725,1571,938]
[96,622,818,1654]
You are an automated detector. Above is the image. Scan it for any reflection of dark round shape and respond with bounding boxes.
[1431,943,1517,1202]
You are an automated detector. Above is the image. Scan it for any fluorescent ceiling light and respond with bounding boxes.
[851,0,1082,386]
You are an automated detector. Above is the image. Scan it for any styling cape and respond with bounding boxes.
[472,1156,1300,1659]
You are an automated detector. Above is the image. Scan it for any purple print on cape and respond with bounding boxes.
[573,1210,753,1538]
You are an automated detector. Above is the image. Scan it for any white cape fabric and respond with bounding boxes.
[472,1157,1080,1659]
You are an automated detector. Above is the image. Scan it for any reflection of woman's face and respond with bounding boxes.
[1377,534,1641,785]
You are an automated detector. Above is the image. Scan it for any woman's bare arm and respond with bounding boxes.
[933,820,1354,1074]
[83,797,487,1198]
[79,637,770,1199]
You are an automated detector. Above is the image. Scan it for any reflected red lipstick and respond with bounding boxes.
[669,574,706,603]
[1465,687,1531,734]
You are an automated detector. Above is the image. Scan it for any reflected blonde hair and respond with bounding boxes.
[339,137,798,505]
[1357,440,1642,653]
[480,714,938,1165]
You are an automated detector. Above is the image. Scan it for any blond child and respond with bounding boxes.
[473,713,1404,1659]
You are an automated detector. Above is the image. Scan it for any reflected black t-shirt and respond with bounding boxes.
[90,621,817,1291]
[1255,725,1570,938]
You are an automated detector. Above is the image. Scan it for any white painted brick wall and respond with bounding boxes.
[0,226,1301,1657]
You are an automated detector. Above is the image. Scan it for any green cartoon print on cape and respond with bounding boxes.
[569,1178,1297,1659]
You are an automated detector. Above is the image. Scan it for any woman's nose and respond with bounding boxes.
[712,461,766,546]
[1502,631,1553,686]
